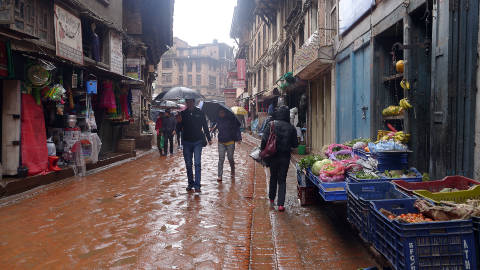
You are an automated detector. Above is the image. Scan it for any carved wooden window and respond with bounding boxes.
[13,0,35,36]
[36,0,53,44]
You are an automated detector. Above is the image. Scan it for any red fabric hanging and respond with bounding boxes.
[21,93,48,176]
[99,80,116,113]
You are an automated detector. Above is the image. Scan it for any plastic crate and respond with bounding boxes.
[370,199,476,270]
[307,169,347,201]
[347,182,410,242]
[354,148,372,160]
[347,172,386,183]
[380,168,422,183]
[375,152,409,172]
[473,216,480,267]
[296,163,314,187]
[297,185,317,206]
[413,185,480,204]
[393,176,480,196]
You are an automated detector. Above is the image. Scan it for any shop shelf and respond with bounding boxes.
[307,169,347,201]
[347,182,410,242]
[370,199,476,270]
[393,176,480,196]
[414,185,480,204]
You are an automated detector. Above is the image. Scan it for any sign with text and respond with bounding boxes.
[236,59,246,80]
[110,31,123,75]
[54,4,83,64]
[233,79,246,88]
[126,58,141,79]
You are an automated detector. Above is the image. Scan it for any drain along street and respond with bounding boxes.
[1,0,480,269]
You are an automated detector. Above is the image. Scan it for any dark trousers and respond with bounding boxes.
[268,155,291,206]
[176,130,182,146]
[163,132,174,155]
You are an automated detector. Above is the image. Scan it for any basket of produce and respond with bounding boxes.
[377,130,410,144]
[347,182,410,242]
[347,170,383,183]
[379,168,422,183]
[392,176,480,196]
[307,169,347,201]
[414,185,480,204]
[324,143,352,157]
[371,198,477,270]
[318,161,345,182]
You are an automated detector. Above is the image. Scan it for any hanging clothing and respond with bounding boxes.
[21,93,48,176]
[99,80,116,114]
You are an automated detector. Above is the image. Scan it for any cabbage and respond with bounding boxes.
[312,159,333,175]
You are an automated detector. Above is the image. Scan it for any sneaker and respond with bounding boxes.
[194,189,201,193]
[278,206,285,212]
[217,177,222,182]
[186,186,193,192]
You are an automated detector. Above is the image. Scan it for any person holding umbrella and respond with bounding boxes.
[210,109,242,182]
[161,109,176,156]
[178,98,212,193]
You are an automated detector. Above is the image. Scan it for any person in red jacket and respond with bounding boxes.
[155,112,164,154]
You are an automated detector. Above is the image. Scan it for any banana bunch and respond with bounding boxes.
[394,131,406,142]
[399,98,412,109]
[382,105,404,116]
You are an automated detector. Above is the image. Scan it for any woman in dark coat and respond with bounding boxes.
[260,105,298,211]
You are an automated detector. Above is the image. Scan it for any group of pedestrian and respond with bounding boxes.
[156,98,298,212]
[155,109,183,156]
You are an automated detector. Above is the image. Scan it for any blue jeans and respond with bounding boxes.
[183,140,203,189]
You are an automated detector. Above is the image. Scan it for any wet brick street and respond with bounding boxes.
[0,136,376,269]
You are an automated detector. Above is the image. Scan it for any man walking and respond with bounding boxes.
[211,109,241,182]
[161,109,176,156]
[178,99,212,193]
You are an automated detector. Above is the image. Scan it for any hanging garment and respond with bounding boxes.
[91,32,101,62]
[21,93,48,176]
[127,88,132,116]
[99,80,116,114]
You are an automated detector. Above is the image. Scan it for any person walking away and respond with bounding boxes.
[211,109,241,182]
[260,105,298,211]
[161,109,176,156]
[178,99,212,193]
[155,112,164,154]
[175,112,182,150]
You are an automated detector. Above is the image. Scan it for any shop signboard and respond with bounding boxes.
[339,0,375,34]
[54,4,83,65]
[126,58,141,79]
[131,89,141,117]
[233,79,246,88]
[110,31,123,75]
[236,59,246,80]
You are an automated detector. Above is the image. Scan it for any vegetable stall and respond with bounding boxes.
[296,134,480,269]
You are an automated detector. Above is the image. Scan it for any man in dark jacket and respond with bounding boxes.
[211,109,242,182]
[161,109,176,156]
[178,99,212,193]
[261,105,298,211]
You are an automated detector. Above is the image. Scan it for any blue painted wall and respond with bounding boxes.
[336,43,372,143]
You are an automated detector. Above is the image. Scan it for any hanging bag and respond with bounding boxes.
[260,121,277,159]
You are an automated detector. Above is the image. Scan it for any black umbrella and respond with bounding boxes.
[160,87,204,100]
[201,101,241,126]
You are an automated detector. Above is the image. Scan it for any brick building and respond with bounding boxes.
[155,38,234,101]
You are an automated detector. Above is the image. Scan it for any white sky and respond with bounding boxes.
[173,0,237,47]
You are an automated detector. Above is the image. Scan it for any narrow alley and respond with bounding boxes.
[0,136,375,269]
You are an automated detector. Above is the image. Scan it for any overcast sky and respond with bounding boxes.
[173,0,237,47]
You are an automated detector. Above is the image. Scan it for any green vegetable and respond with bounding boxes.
[354,171,380,179]
[312,159,332,175]
[344,138,372,147]
[336,154,351,160]
[299,155,324,170]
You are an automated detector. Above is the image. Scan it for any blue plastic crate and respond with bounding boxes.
[473,216,480,267]
[346,172,386,183]
[296,163,314,187]
[375,152,409,172]
[307,169,347,201]
[370,199,476,270]
[347,182,410,243]
[354,148,372,160]
[380,168,423,183]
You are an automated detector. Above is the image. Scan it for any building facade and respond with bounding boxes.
[155,38,234,101]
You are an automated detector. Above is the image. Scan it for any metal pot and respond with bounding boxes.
[66,115,77,128]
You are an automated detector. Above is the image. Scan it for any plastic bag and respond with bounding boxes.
[160,135,165,149]
[249,147,261,162]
